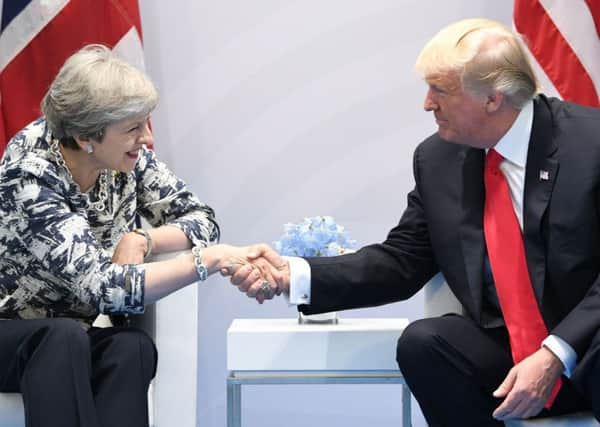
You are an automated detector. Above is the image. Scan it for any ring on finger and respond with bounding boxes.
[259,280,272,298]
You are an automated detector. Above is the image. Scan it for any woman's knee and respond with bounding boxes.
[24,318,89,355]
[111,328,156,355]
[17,318,91,383]
[107,328,157,380]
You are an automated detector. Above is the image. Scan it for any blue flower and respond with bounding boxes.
[274,216,357,257]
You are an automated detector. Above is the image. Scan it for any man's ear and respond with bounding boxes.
[485,91,504,113]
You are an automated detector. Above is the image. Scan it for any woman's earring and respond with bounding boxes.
[85,145,93,154]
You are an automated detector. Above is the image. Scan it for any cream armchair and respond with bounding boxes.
[0,392,24,427]
[424,273,599,427]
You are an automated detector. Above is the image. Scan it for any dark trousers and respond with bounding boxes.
[397,314,600,427]
[0,318,157,427]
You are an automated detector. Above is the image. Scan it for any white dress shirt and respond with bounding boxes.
[287,100,576,376]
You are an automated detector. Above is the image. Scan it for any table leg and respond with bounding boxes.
[402,383,412,427]
[227,378,241,427]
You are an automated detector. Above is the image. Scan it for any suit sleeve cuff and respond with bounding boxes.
[284,256,310,306]
[542,335,577,378]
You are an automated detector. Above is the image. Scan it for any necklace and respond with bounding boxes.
[49,139,109,212]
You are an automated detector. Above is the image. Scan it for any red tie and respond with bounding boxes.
[483,149,561,408]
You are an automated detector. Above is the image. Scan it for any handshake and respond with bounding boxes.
[218,243,290,304]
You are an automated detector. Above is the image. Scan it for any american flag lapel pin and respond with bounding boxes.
[539,170,549,181]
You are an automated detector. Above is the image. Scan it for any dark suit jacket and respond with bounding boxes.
[301,95,600,360]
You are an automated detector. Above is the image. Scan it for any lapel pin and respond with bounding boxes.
[539,170,549,181]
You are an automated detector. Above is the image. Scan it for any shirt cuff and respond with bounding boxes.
[542,335,577,378]
[284,256,310,305]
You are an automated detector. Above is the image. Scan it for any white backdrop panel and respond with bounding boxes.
[139,2,513,426]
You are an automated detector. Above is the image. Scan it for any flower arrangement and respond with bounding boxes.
[274,216,357,257]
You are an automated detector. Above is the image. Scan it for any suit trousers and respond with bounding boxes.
[0,318,157,427]
[397,314,599,427]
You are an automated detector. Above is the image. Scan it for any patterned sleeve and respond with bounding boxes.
[134,147,220,247]
[4,161,145,315]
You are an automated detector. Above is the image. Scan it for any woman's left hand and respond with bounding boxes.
[112,232,148,265]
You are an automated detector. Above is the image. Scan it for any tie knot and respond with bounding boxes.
[486,149,503,171]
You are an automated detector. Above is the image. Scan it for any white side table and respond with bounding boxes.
[226,318,411,427]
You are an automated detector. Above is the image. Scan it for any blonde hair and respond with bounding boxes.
[415,18,538,109]
[42,44,158,148]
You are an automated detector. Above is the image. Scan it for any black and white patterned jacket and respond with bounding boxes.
[0,118,220,324]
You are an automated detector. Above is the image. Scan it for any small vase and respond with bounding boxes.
[298,311,339,325]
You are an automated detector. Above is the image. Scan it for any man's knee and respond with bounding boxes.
[396,318,444,370]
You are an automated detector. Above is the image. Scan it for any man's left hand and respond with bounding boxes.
[492,347,563,420]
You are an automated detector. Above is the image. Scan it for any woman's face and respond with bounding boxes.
[90,114,153,172]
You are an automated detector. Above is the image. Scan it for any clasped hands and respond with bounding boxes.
[112,232,289,304]
[219,244,290,304]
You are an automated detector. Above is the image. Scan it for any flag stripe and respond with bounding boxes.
[585,0,600,38]
[539,0,600,104]
[113,26,145,71]
[514,0,599,106]
[110,0,142,42]
[1,0,32,31]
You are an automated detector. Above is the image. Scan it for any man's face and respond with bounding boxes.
[423,73,491,148]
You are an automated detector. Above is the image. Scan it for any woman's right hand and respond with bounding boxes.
[206,244,289,303]
[142,243,288,305]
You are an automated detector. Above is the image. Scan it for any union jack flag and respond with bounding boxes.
[515,0,600,107]
[0,0,144,153]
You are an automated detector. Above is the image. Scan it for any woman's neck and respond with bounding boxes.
[59,145,101,192]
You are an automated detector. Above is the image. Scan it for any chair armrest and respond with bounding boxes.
[423,273,464,317]
[504,412,599,426]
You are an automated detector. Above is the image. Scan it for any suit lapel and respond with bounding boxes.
[523,96,558,302]
[458,147,486,323]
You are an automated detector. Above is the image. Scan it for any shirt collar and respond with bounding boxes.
[490,99,533,168]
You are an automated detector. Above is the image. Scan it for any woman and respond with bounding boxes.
[0,45,278,427]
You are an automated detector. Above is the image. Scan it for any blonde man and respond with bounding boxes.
[233,19,600,425]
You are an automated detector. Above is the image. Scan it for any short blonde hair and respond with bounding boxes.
[42,44,158,147]
[415,18,538,109]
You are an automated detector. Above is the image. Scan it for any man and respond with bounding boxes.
[231,18,600,425]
